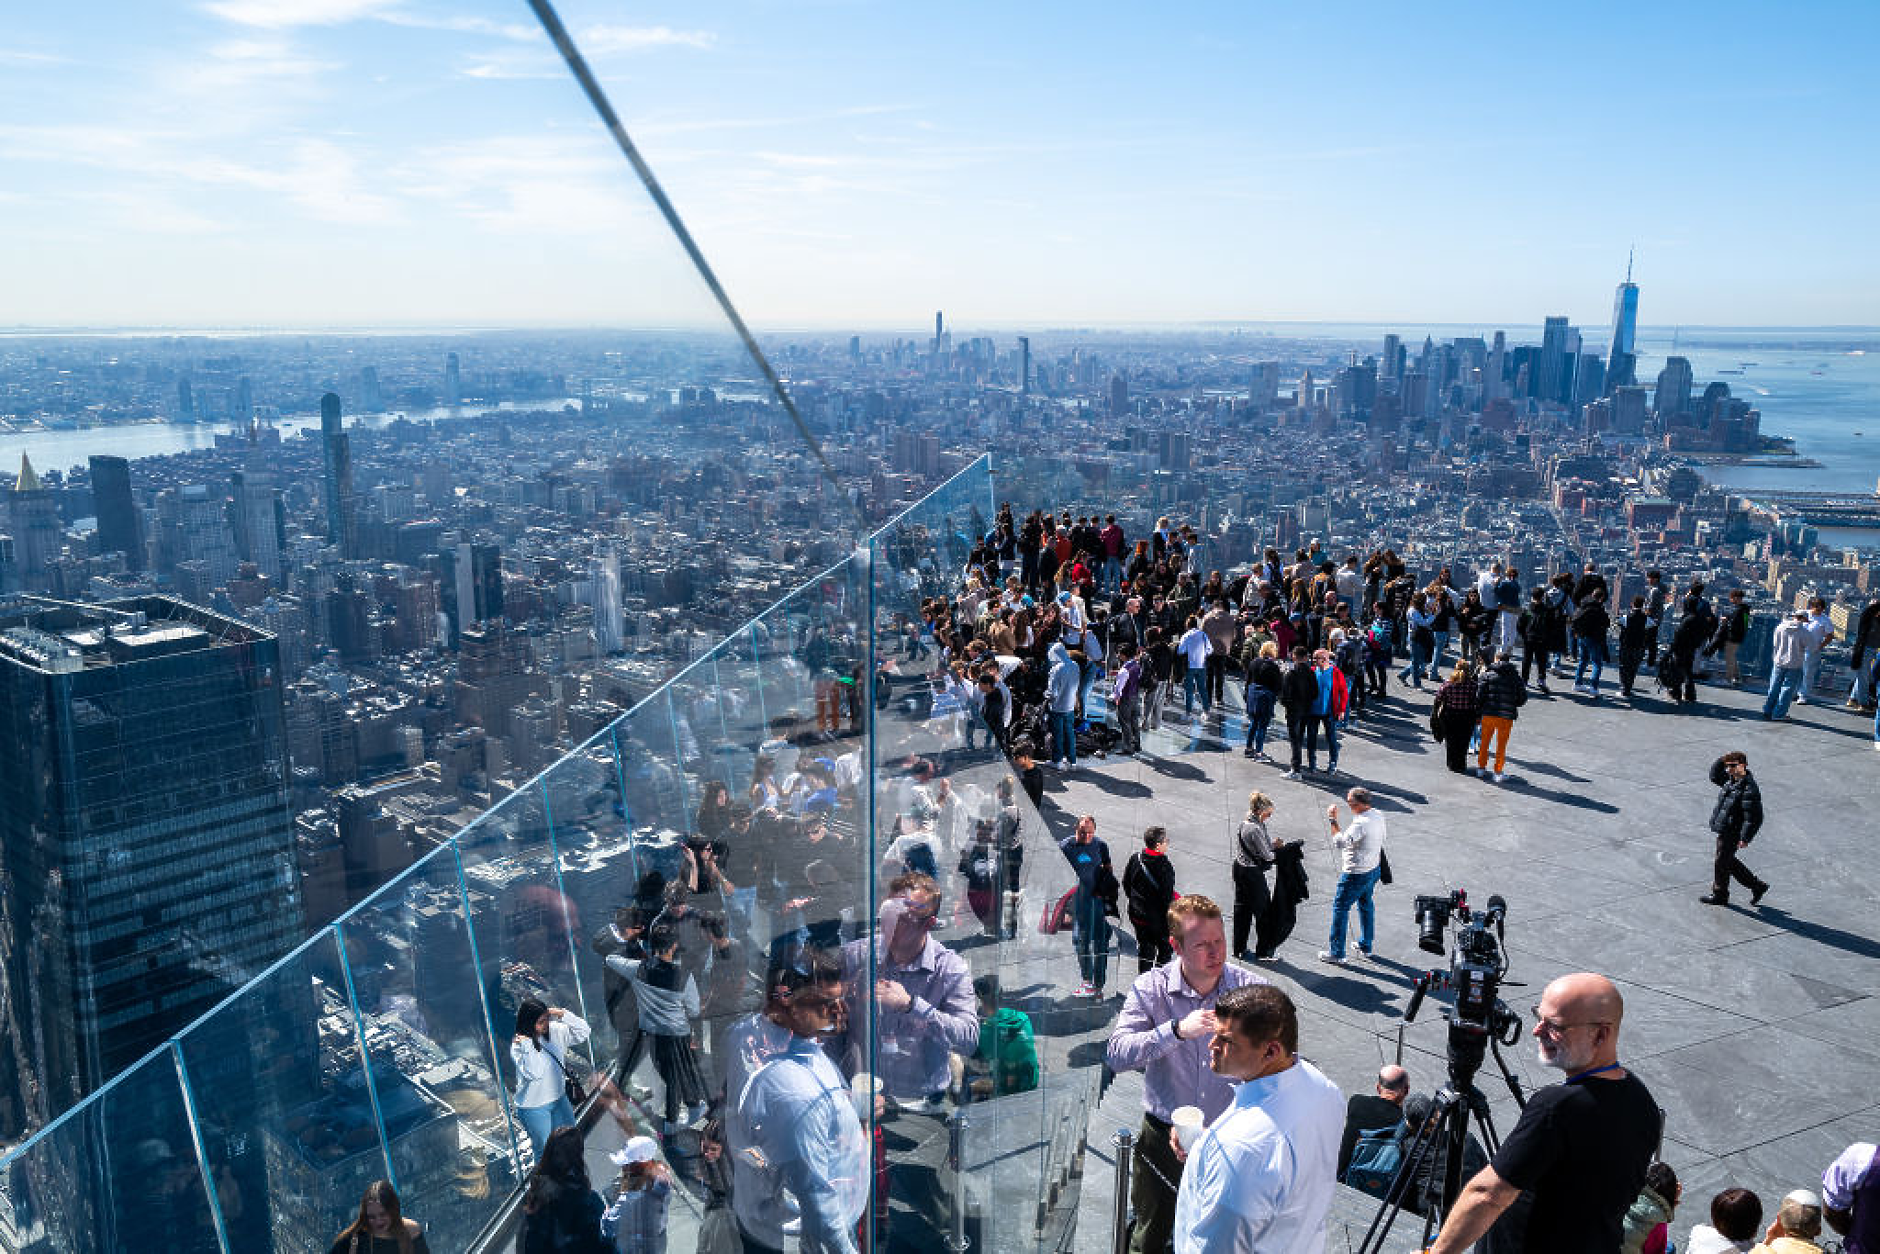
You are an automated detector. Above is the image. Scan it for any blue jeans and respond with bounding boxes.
[1403,640,1431,685]
[1102,556,1122,592]
[1432,630,1451,665]
[1050,709,1077,764]
[1071,892,1110,989]
[517,1094,577,1157]
[1802,650,1824,700]
[1328,866,1381,959]
[1318,711,1340,768]
[1182,670,1209,714]
[1853,654,1877,707]
[1575,638,1607,691]
[1764,666,1803,720]
[1245,689,1275,752]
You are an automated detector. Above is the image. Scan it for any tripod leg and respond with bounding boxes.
[1355,1091,1455,1254]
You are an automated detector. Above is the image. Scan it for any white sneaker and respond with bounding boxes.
[1282,769,1301,780]
[1491,771,1505,783]
[1072,981,1096,997]
[1050,759,1065,771]
[1317,951,1346,966]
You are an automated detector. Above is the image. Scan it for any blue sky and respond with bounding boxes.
[2,1,1876,329]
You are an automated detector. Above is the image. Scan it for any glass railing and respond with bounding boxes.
[0,453,1117,1254]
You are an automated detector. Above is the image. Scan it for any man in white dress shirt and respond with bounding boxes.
[1171,984,1344,1253]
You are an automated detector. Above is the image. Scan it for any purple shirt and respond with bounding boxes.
[1105,958,1264,1123]
[836,931,978,1100]
[1825,1142,1880,1254]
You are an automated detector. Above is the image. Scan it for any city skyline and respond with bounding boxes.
[4,2,1877,328]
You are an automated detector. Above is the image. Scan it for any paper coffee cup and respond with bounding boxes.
[852,1073,883,1120]
[1170,1105,1204,1151]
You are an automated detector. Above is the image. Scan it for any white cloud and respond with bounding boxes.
[578,25,715,55]
[201,0,395,28]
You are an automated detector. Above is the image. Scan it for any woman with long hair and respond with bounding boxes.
[694,781,732,842]
[329,1180,429,1254]
[519,1126,606,1254]
[511,998,590,1158]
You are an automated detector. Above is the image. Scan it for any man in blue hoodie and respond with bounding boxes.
[1046,641,1081,770]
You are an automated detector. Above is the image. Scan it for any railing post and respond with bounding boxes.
[947,1109,971,1252]
[1111,1128,1134,1254]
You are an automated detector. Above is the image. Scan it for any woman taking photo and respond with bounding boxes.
[512,999,590,1157]
[329,1180,429,1254]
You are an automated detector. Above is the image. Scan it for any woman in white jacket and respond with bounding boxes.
[512,998,589,1157]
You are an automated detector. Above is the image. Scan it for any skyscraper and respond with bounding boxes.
[231,469,284,581]
[1484,331,1507,402]
[1017,336,1031,394]
[1381,334,1403,384]
[1109,373,1129,417]
[320,392,356,556]
[89,454,142,572]
[439,541,504,646]
[1537,316,1571,404]
[591,544,624,655]
[1606,256,1640,393]
[444,351,462,407]
[9,455,64,592]
[0,596,298,1133]
[1654,356,1694,420]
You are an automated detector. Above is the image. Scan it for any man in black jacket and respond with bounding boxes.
[1617,596,1653,698]
[1848,596,1880,711]
[1475,651,1526,781]
[1700,751,1769,907]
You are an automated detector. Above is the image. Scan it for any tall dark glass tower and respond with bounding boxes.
[89,454,142,572]
[0,596,298,1135]
[320,391,356,556]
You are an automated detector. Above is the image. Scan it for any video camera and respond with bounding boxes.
[1404,888,1521,1090]
[1413,890,1508,1026]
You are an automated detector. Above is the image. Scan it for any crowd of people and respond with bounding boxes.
[305,503,1875,1254]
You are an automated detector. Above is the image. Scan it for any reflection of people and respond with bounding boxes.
[511,1000,588,1157]
[601,1137,672,1254]
[1170,984,1344,1252]
[328,1179,432,1254]
[726,948,868,1254]
[1426,973,1659,1254]
[606,926,708,1131]
[833,875,979,1250]
[1106,895,1260,1254]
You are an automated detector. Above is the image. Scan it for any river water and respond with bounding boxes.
[0,399,584,476]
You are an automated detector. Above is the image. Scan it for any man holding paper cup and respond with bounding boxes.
[1107,895,1261,1254]
[1171,985,1344,1253]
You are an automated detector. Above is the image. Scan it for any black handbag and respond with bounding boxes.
[551,1039,588,1108]
[1378,849,1393,886]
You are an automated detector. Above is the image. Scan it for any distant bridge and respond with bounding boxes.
[1738,487,1880,528]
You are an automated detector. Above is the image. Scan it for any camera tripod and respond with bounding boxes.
[1354,976,1527,1254]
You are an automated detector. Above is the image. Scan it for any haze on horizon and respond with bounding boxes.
[3,0,1875,331]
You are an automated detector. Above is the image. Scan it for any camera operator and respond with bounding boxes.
[1422,972,1658,1254]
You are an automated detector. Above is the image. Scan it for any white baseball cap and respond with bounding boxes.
[610,1135,659,1167]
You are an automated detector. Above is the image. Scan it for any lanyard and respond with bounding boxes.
[1566,1062,1623,1084]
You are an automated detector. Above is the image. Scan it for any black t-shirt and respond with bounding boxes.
[1490,1071,1658,1254]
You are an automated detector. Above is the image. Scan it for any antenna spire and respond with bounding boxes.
[1626,246,1634,283]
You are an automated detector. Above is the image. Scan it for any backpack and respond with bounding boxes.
[979,1007,1040,1095]
[1343,1120,1410,1198]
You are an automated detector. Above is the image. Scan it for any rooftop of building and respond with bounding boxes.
[0,594,271,672]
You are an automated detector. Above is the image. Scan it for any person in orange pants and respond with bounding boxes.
[1474,651,1527,782]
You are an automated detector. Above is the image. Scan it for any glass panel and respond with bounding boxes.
[0,1050,221,1254]
[333,845,522,1251]
[174,929,385,1254]
[542,735,637,1063]
[452,785,587,1155]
